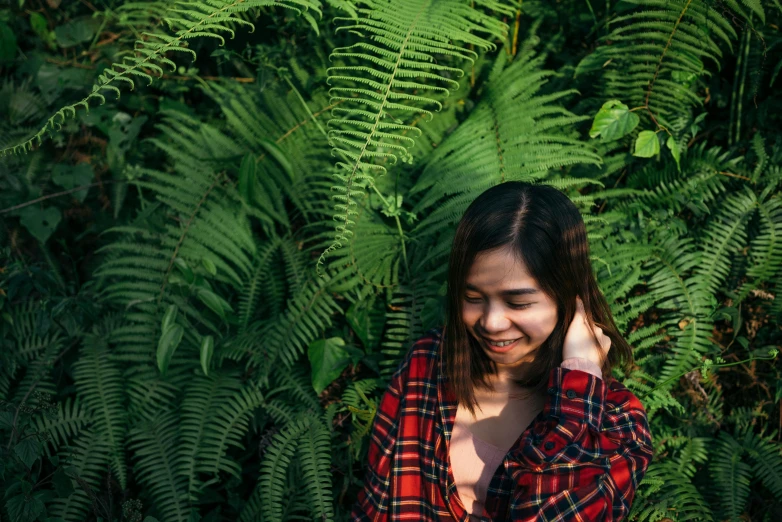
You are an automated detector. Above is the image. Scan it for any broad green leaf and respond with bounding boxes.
[18,207,61,243]
[666,135,681,172]
[51,163,94,203]
[201,257,217,276]
[197,289,226,319]
[161,304,177,332]
[634,130,660,158]
[4,491,45,522]
[54,17,99,48]
[200,335,214,376]
[308,337,352,394]
[174,257,194,283]
[157,324,184,375]
[14,437,43,468]
[589,100,640,141]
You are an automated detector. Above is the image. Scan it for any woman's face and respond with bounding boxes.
[461,246,559,374]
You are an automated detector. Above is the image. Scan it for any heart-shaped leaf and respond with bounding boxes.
[308,337,353,394]
[634,130,661,158]
[18,207,61,243]
[589,100,640,141]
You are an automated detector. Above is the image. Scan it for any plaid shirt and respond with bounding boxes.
[351,327,654,521]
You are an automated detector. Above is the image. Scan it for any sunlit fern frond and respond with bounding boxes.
[409,45,602,256]
[318,0,513,272]
[1,0,322,156]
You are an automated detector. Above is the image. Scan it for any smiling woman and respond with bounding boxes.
[351,181,653,521]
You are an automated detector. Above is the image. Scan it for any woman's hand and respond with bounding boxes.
[562,296,611,366]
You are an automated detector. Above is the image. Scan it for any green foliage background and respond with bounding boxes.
[1,0,781,521]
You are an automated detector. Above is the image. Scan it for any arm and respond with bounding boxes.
[509,367,654,521]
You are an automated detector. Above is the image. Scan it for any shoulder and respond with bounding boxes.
[389,325,443,385]
[604,376,648,415]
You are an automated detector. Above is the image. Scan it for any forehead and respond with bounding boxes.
[466,248,537,289]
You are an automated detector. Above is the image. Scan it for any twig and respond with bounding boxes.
[0,181,123,214]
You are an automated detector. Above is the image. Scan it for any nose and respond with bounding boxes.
[480,301,511,333]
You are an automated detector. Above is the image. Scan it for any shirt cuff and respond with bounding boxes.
[543,366,607,434]
[560,357,603,380]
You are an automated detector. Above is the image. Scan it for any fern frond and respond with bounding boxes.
[410,45,601,246]
[259,415,311,522]
[72,333,128,489]
[128,411,191,522]
[579,0,737,125]
[297,418,334,521]
[0,0,322,156]
[710,430,752,521]
[318,0,512,272]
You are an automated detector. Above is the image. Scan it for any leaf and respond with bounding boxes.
[161,304,178,332]
[237,153,257,205]
[200,335,214,376]
[4,491,45,522]
[197,289,227,319]
[54,17,99,48]
[156,324,184,375]
[174,257,194,283]
[259,138,295,182]
[0,22,17,64]
[29,13,48,39]
[308,337,353,394]
[52,163,94,203]
[201,257,217,276]
[18,207,61,243]
[667,135,681,172]
[14,437,43,469]
[589,100,640,141]
[634,130,661,158]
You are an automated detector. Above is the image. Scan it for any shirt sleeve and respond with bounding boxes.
[560,357,603,379]
[509,366,654,521]
[350,351,408,522]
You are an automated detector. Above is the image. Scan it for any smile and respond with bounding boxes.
[482,337,521,352]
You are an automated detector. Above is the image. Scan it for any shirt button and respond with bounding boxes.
[544,441,555,450]
[566,389,577,399]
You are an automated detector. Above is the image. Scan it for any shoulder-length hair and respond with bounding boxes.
[443,181,633,416]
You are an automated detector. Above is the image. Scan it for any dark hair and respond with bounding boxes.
[443,181,633,416]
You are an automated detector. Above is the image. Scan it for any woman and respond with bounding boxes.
[351,181,654,521]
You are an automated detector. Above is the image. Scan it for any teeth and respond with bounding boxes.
[488,338,519,347]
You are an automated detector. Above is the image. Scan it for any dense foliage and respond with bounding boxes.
[1,0,781,521]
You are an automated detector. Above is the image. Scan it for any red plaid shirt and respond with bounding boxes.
[351,327,654,521]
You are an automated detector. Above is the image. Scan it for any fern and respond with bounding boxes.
[72,333,128,490]
[318,0,513,271]
[0,0,322,155]
[258,415,311,522]
[297,417,334,521]
[410,44,601,247]
[710,430,752,521]
[577,0,737,126]
[128,410,191,522]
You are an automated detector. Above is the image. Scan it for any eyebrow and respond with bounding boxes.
[465,284,538,296]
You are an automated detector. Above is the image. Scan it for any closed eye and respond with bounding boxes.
[464,297,531,310]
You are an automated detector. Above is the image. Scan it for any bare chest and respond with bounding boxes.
[455,389,546,450]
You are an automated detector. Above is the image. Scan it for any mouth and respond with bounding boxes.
[481,336,521,353]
